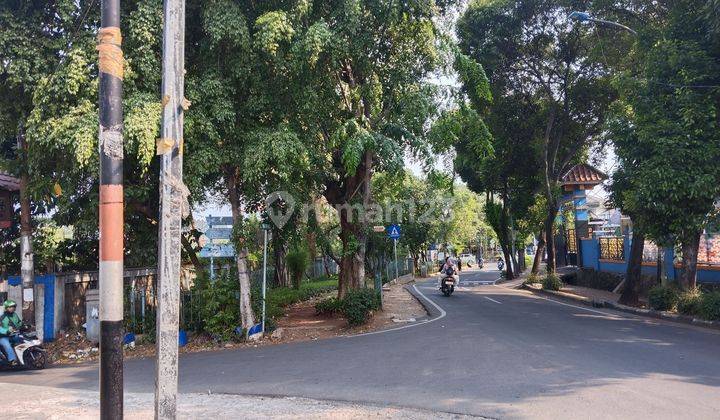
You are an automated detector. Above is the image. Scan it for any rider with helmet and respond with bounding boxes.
[0,300,22,366]
[439,256,460,288]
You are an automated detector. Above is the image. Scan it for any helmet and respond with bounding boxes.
[3,300,16,309]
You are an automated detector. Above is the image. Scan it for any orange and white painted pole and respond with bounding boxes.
[97,0,124,418]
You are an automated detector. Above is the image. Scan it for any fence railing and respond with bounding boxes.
[698,234,720,266]
[599,237,624,261]
[642,240,660,262]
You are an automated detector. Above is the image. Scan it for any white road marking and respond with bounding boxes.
[493,283,625,318]
[484,296,502,304]
[348,283,447,338]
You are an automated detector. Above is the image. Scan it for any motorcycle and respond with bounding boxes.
[0,327,47,370]
[440,267,457,297]
[497,259,505,271]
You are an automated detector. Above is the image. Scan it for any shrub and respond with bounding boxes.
[648,285,679,311]
[193,272,241,341]
[700,291,720,321]
[542,274,562,291]
[574,268,623,291]
[677,288,703,316]
[523,273,542,286]
[342,288,381,326]
[315,297,342,315]
[286,247,310,290]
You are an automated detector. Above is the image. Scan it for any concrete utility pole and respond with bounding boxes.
[155,0,187,417]
[16,127,34,323]
[97,0,125,417]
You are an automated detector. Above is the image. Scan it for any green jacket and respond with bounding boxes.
[0,311,21,336]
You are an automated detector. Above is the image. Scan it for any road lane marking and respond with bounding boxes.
[493,283,626,318]
[484,296,502,304]
[348,283,447,338]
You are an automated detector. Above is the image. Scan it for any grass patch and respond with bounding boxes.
[266,276,338,319]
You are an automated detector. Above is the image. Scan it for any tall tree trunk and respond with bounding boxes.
[619,230,645,306]
[338,213,366,298]
[17,127,34,323]
[225,169,256,337]
[326,151,372,298]
[273,239,290,287]
[517,248,525,273]
[680,230,702,290]
[501,244,514,279]
[532,232,546,274]
[544,201,559,274]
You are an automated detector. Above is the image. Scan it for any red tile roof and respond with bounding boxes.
[561,164,607,185]
[0,172,20,191]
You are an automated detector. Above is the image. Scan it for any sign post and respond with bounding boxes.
[387,225,401,281]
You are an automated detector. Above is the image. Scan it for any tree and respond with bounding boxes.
[438,50,543,278]
[458,0,615,274]
[370,170,457,275]
[0,1,177,275]
[183,0,312,333]
[249,1,449,298]
[606,0,720,291]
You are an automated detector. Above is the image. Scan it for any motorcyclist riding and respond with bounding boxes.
[439,257,459,288]
[0,300,22,366]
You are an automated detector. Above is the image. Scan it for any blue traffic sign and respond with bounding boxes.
[387,224,401,239]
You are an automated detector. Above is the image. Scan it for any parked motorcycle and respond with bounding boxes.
[440,267,457,297]
[0,327,47,370]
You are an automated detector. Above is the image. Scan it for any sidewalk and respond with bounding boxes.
[516,271,720,331]
[3,383,481,419]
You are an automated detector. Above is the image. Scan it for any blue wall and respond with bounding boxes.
[579,238,720,284]
[7,274,55,341]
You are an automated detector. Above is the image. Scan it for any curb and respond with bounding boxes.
[405,283,443,319]
[522,284,720,331]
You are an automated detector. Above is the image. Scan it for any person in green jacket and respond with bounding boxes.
[0,300,22,366]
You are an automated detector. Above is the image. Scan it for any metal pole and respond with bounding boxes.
[97,0,124,417]
[393,238,399,281]
[155,0,186,417]
[262,229,268,333]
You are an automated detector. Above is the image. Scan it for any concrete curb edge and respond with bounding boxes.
[405,283,442,319]
[522,284,720,331]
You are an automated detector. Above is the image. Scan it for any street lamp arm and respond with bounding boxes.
[588,18,637,35]
[569,11,637,35]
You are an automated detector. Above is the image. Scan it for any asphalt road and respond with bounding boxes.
[4,268,720,419]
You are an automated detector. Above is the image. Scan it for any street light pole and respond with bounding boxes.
[393,238,399,281]
[261,222,270,333]
[97,0,124,417]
